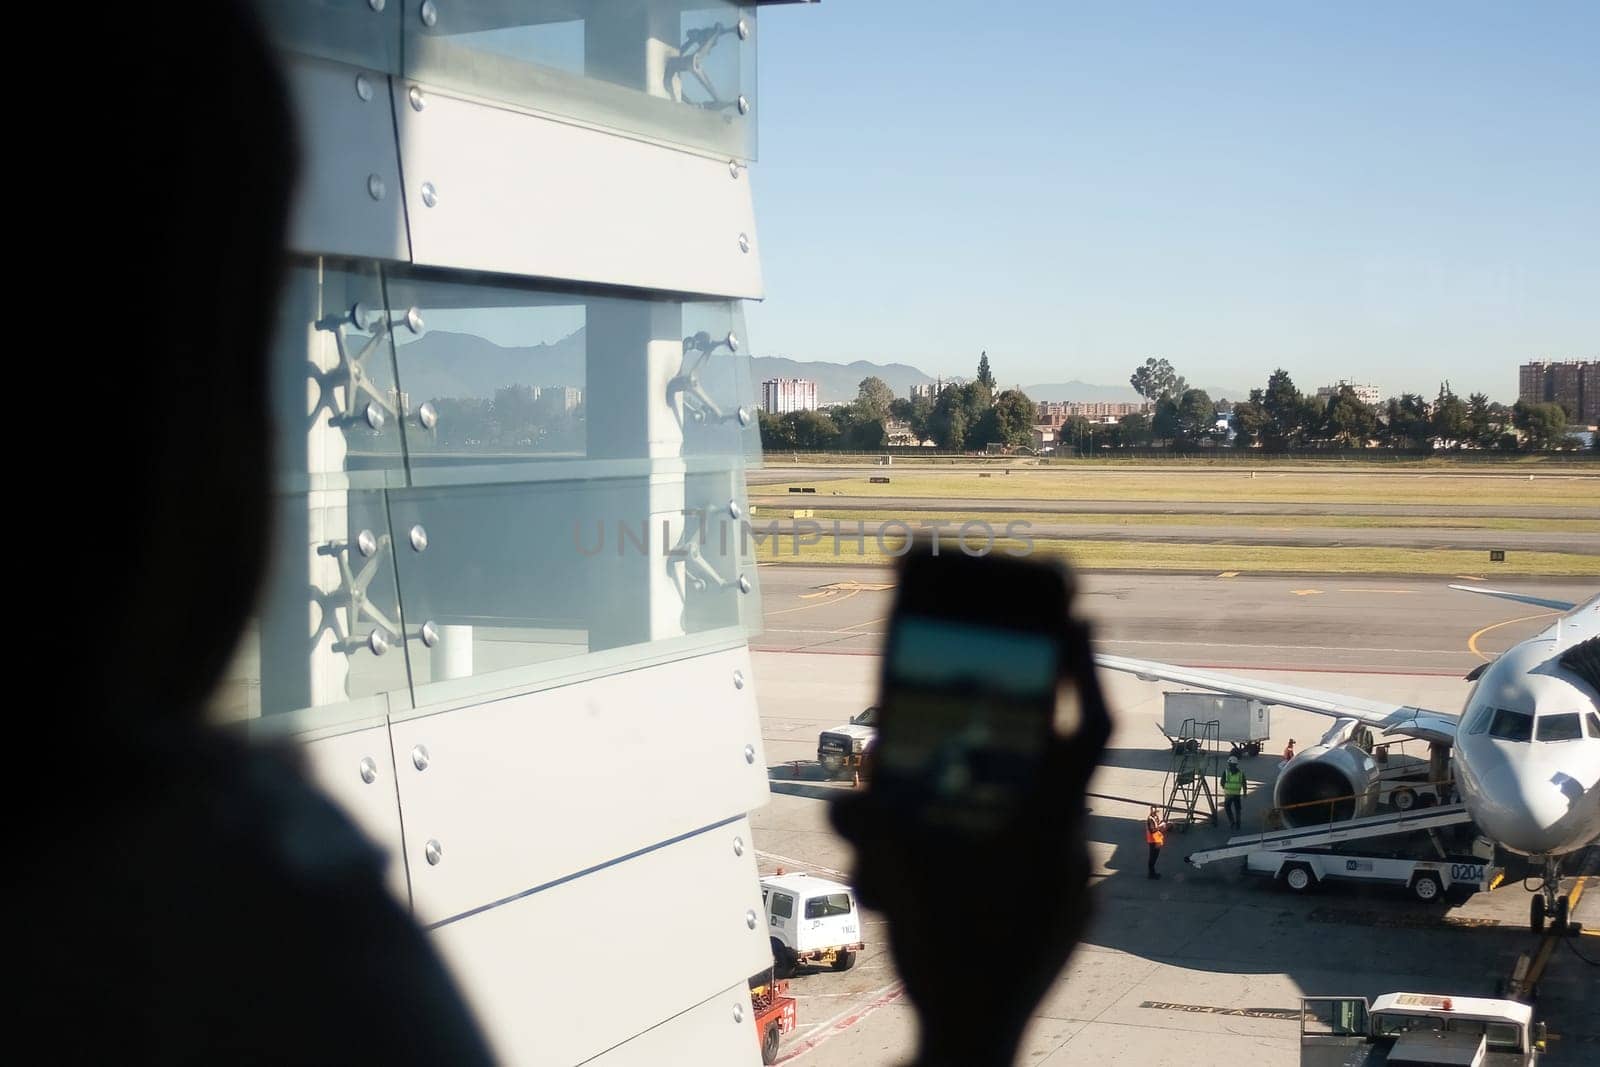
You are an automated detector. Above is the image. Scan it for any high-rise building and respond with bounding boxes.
[1520,360,1598,423]
[761,377,818,413]
[1315,381,1382,407]
[1035,400,1152,427]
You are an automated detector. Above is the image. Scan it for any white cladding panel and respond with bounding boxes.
[395,89,763,299]
[431,817,769,1067]
[297,722,411,906]
[585,981,765,1067]
[392,646,769,926]
[281,55,410,262]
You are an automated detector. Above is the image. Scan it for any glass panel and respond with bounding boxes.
[1535,712,1583,742]
[272,259,408,492]
[404,0,756,160]
[384,272,589,473]
[803,893,852,919]
[259,0,401,73]
[1587,711,1600,738]
[388,471,752,698]
[771,893,792,919]
[213,488,412,722]
[680,301,762,463]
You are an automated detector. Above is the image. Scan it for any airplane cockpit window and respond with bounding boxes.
[1535,713,1583,742]
[1536,716,1587,742]
[1587,711,1600,738]
[1487,708,1534,742]
[1464,701,1494,735]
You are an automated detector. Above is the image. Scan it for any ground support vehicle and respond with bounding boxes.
[1299,992,1542,1065]
[747,969,798,1065]
[817,706,877,779]
[1188,803,1499,903]
[761,872,864,977]
[1162,692,1270,757]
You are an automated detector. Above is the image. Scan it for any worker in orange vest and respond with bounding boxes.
[1146,806,1170,880]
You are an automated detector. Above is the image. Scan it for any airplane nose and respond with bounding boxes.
[1476,763,1576,855]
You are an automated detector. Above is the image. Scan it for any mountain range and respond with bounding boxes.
[379,327,1239,407]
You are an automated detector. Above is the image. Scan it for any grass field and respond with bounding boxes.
[750,537,1600,576]
[762,508,1600,534]
[752,470,1596,506]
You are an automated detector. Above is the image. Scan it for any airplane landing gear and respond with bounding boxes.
[1532,859,1568,934]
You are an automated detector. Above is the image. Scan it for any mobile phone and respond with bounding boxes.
[871,547,1073,834]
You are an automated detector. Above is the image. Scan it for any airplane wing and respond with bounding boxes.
[1446,584,1576,612]
[1095,653,1459,746]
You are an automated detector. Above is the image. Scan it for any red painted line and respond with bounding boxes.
[773,983,907,1064]
[751,646,1463,677]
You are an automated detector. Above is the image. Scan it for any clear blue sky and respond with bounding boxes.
[743,1,1597,401]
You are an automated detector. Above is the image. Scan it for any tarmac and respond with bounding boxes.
[747,570,1600,1065]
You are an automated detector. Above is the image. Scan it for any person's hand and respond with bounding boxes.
[830,620,1110,1067]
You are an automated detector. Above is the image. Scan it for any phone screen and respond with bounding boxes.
[875,612,1059,830]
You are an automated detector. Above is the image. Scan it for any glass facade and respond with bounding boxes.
[213,258,762,727]
[267,0,757,160]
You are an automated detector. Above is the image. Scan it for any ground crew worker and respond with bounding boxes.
[1222,756,1247,831]
[1282,738,1297,763]
[1146,806,1170,879]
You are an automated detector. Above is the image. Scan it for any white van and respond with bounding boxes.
[760,873,864,975]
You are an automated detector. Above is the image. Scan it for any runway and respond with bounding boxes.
[755,565,1595,672]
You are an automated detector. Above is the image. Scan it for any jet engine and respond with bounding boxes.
[1272,718,1382,826]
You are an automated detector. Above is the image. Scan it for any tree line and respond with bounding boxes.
[757,352,1596,454]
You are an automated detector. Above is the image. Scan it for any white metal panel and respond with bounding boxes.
[392,646,769,925]
[298,722,411,906]
[282,55,410,261]
[431,817,770,1067]
[394,88,763,299]
[585,980,764,1067]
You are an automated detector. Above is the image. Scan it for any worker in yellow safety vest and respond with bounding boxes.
[1222,756,1247,831]
[1145,807,1170,879]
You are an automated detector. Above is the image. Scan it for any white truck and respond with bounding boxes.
[1249,849,1499,904]
[817,706,878,779]
[1300,992,1543,1065]
[760,873,864,977]
[1162,692,1270,758]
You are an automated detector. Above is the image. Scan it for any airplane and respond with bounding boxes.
[1096,586,1600,932]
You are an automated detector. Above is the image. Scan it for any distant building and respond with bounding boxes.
[761,377,819,413]
[1519,360,1597,424]
[1030,425,1057,453]
[910,376,967,401]
[1035,400,1152,428]
[1315,381,1381,407]
[535,385,583,414]
[884,419,918,446]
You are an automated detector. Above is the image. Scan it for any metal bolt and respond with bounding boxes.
[738,233,750,254]
[368,0,385,11]
[420,182,438,208]
[420,0,438,28]
[728,500,742,520]
[737,18,749,40]
[419,401,438,429]
[738,574,752,594]
[737,95,750,115]
[725,331,739,351]
[425,839,443,865]
[420,620,440,647]
[359,757,378,784]
[405,307,425,333]
[410,525,429,552]
[737,407,751,426]
[412,745,430,771]
[729,159,740,179]
[733,1002,745,1023]
[409,86,427,112]
[744,744,756,765]
[733,835,745,857]
[355,74,374,101]
[365,402,385,430]
[733,668,745,689]
[368,629,390,655]
[367,174,386,201]
[745,908,758,929]
[355,529,377,557]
